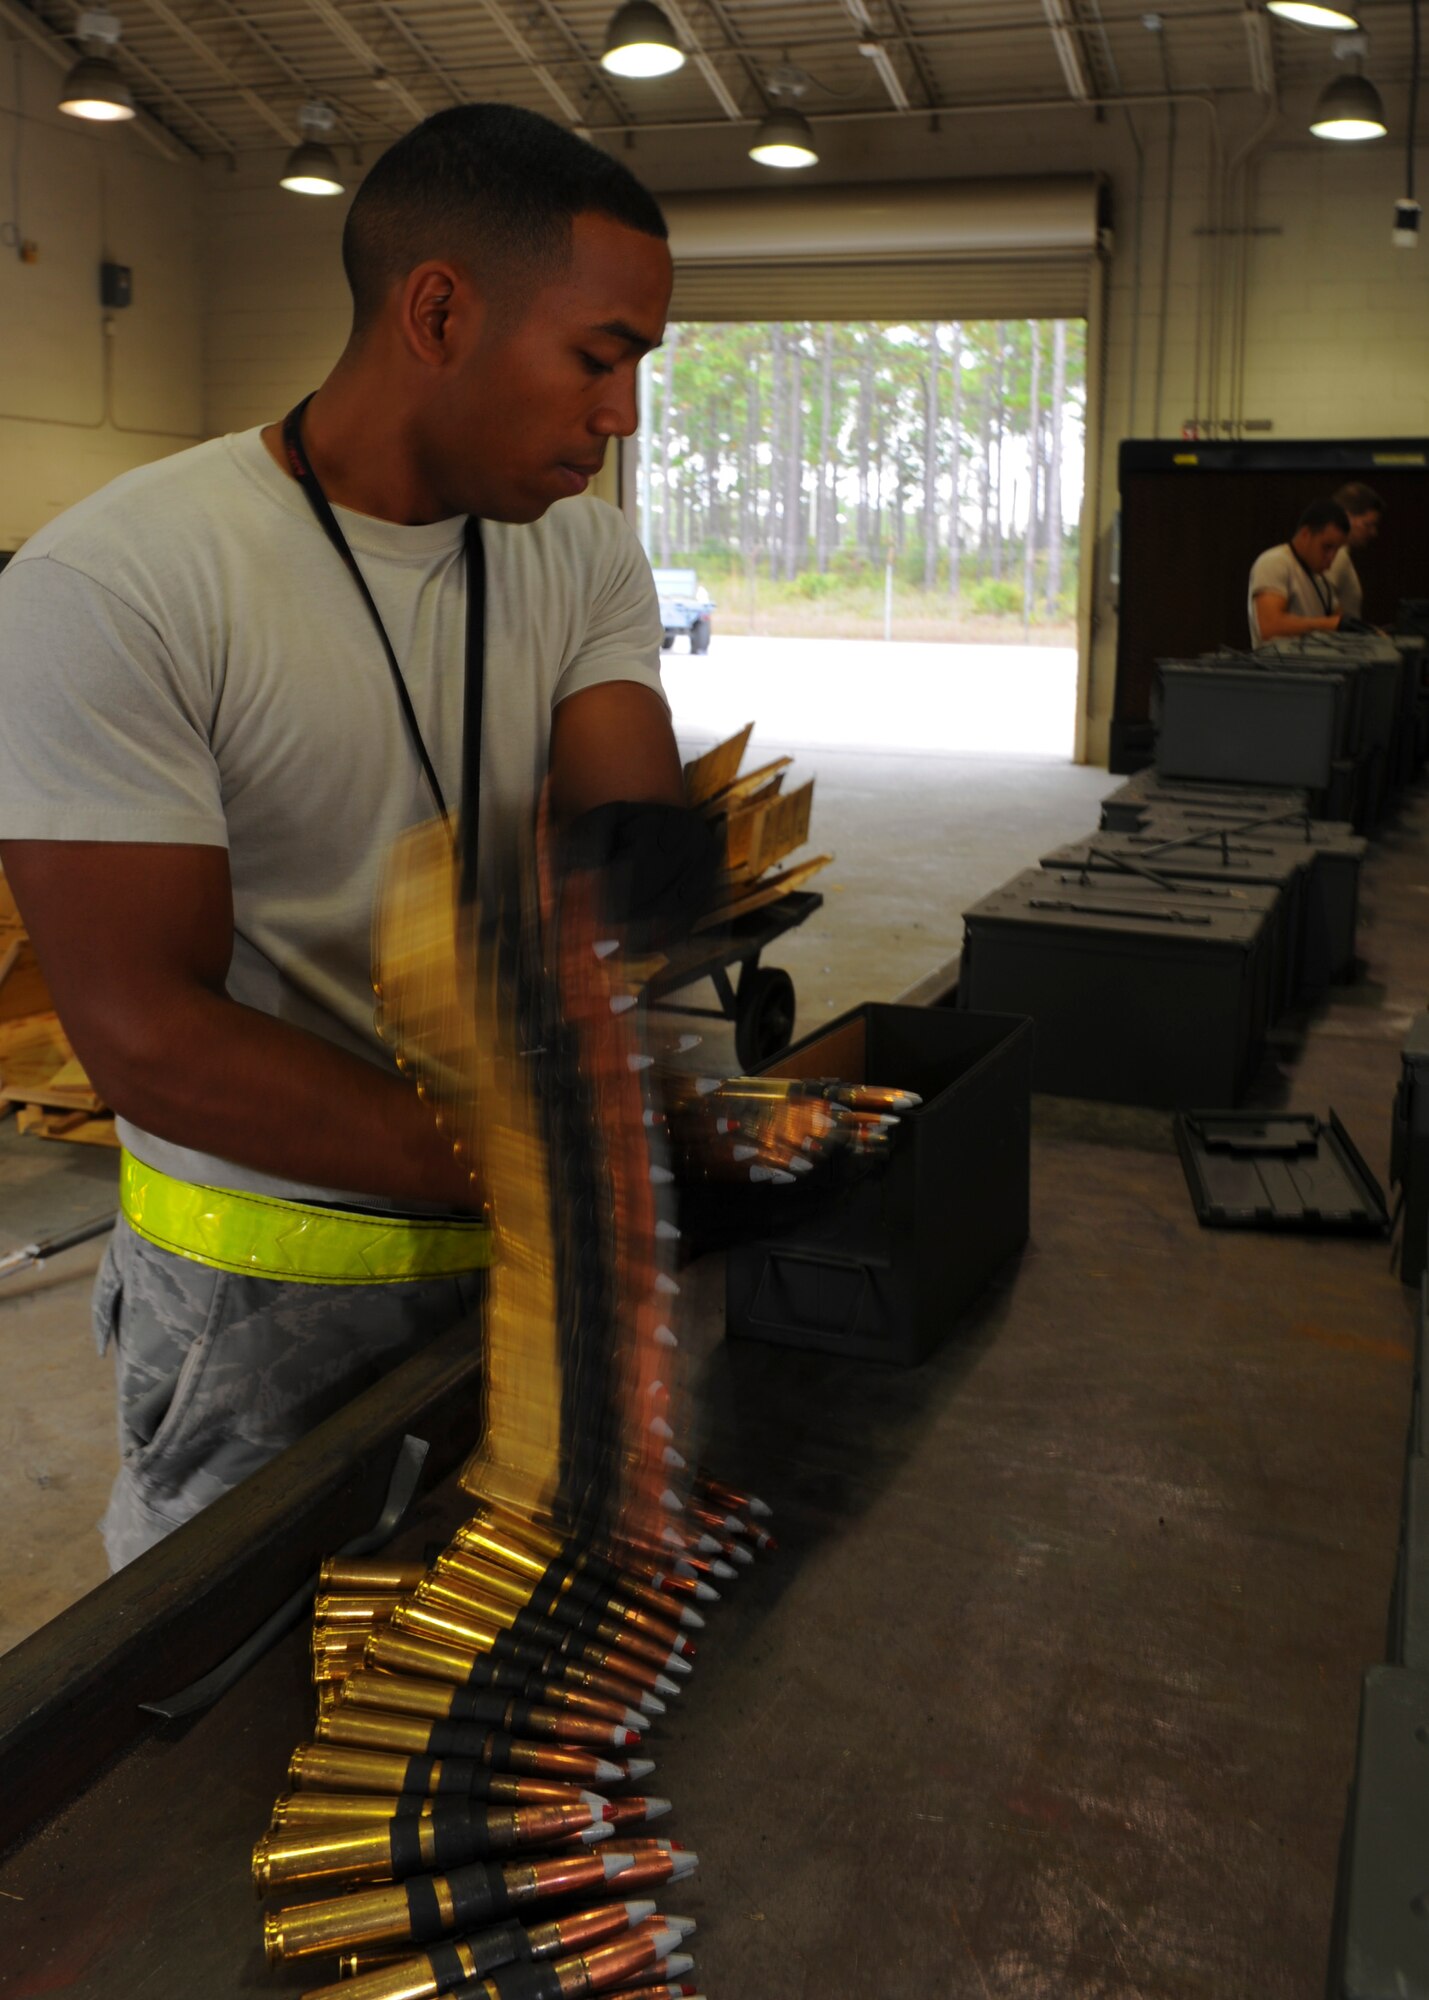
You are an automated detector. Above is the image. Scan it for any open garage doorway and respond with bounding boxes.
[636,319,1086,760]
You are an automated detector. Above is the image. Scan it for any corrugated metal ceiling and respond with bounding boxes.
[7,0,1419,159]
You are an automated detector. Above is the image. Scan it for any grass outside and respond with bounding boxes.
[684,566,1077,647]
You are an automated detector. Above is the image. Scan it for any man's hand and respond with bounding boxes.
[0,839,476,1208]
[1253,591,1341,642]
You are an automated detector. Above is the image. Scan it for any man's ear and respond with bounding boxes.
[400,261,480,369]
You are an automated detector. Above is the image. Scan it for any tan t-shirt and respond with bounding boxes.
[1247,542,1339,644]
[0,428,666,1203]
[1327,545,1363,622]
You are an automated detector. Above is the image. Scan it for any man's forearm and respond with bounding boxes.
[1258,608,1340,640]
[83,987,476,1209]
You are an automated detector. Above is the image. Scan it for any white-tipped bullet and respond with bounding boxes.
[594,939,621,958]
[593,1758,625,1783]
[625,1756,656,1781]
[746,1495,773,1518]
[669,1849,699,1880]
[676,1034,702,1052]
[647,1378,666,1398]
[665,1952,695,1976]
[655,1273,679,1295]
[665,1916,698,1938]
[625,1897,658,1921]
[662,1445,687,1471]
[660,1524,686,1549]
[641,1796,673,1821]
[629,1053,655,1071]
[786,1153,813,1174]
[671,1559,697,1580]
[580,1791,609,1811]
[731,1143,757,1161]
[750,1165,795,1184]
[664,1652,693,1676]
[601,1851,636,1878]
[650,1415,675,1441]
[579,1821,615,1843]
[639,1690,666,1715]
[730,1542,755,1566]
[711,1559,736,1579]
[649,1927,681,1960]
[659,1487,683,1512]
[694,1076,721,1094]
[655,1672,681,1697]
[678,1605,705,1630]
[694,1580,719,1603]
[610,994,638,1014]
[655,1219,679,1240]
[649,1163,675,1184]
[694,1533,721,1555]
[672,1632,695,1657]
[624,1708,650,1731]
[643,1107,658,1128]
[654,1323,678,1348]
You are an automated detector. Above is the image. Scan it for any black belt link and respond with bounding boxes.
[280,395,485,889]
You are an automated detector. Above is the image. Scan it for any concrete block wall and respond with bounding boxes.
[0,50,203,550]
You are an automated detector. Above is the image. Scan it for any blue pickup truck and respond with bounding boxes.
[652,567,713,654]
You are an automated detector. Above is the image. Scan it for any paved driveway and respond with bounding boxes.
[660,631,1079,758]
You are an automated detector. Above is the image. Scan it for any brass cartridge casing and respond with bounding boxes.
[271,1792,439,1831]
[265,1879,424,1963]
[314,1594,404,1627]
[392,1594,503,1653]
[338,1670,455,1722]
[254,1823,407,1896]
[436,1549,534,1611]
[320,1558,428,1594]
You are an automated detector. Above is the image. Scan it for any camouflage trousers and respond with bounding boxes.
[93,1216,484,1571]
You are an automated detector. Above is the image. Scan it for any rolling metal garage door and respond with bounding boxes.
[662,177,1104,322]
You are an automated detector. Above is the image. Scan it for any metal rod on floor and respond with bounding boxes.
[0,1212,116,1282]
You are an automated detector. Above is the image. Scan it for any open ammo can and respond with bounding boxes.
[725,1002,1032,1366]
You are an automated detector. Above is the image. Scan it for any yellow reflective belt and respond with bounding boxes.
[119,1150,494,1286]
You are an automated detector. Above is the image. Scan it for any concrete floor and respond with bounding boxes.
[0,747,1107,1655]
[3,776,1425,1996]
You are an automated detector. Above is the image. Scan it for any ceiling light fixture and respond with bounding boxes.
[600,2,685,79]
[749,107,818,168]
[1310,69,1387,139]
[58,10,136,123]
[280,103,345,195]
[1266,2,1360,26]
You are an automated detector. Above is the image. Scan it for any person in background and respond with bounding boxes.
[1247,498,1349,645]
[1327,481,1385,625]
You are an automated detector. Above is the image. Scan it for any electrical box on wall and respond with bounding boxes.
[99,261,132,308]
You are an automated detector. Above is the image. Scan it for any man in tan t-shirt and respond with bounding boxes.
[1247,498,1350,645]
[1327,481,1385,624]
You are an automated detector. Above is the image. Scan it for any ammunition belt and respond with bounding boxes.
[118,1149,493,1286]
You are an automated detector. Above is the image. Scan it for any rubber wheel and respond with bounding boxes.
[690,619,711,655]
[735,966,796,1071]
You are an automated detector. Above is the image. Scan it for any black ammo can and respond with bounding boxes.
[725,1003,1032,1366]
[958,867,1275,1109]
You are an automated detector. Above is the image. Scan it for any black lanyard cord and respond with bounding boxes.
[1290,543,1334,618]
[280,395,486,848]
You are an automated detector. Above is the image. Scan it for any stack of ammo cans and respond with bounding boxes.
[957,623,1429,1110]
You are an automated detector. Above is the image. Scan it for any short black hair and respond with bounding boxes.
[1296,498,1350,536]
[342,104,668,333]
[1333,481,1386,520]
